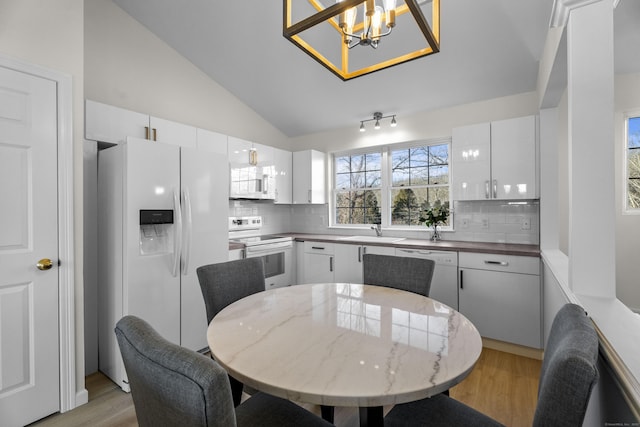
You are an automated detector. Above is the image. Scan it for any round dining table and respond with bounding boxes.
[207,283,482,427]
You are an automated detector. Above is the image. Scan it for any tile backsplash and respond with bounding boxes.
[229,199,539,245]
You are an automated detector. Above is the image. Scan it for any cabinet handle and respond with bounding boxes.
[358,247,362,263]
[460,270,464,289]
[329,256,334,272]
[493,179,497,198]
[311,246,325,250]
[485,180,490,199]
[485,260,509,266]
[152,128,157,141]
[145,126,150,140]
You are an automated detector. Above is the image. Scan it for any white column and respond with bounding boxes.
[567,0,615,297]
[539,108,559,251]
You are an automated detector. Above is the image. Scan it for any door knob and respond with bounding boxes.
[37,258,53,271]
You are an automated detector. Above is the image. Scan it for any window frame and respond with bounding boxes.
[624,111,640,214]
[330,138,452,230]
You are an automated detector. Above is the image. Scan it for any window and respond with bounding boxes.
[390,144,449,226]
[626,114,640,211]
[334,151,383,225]
[332,140,450,227]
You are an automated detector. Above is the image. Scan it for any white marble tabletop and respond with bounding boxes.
[207,283,482,408]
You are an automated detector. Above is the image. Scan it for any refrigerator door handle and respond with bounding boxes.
[172,189,183,277]
[181,188,193,275]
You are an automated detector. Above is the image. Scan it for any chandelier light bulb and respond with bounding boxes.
[390,116,397,127]
[374,120,380,130]
[360,122,365,132]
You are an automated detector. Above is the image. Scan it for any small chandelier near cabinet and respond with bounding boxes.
[283,0,440,81]
[359,112,397,132]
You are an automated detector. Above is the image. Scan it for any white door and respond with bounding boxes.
[0,67,60,425]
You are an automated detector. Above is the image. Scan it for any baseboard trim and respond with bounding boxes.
[482,338,544,360]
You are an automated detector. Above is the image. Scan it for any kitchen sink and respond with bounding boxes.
[337,235,406,243]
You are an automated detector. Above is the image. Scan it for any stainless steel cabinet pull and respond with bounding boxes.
[358,247,362,263]
[493,179,497,198]
[485,180,490,199]
[329,256,334,272]
[145,126,150,140]
[312,246,325,250]
[152,128,157,141]
[485,260,508,266]
[460,270,464,289]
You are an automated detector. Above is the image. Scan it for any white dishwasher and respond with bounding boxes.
[395,248,458,310]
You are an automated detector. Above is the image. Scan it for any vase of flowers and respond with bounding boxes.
[419,200,450,242]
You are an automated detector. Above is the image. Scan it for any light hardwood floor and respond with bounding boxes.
[31,348,541,427]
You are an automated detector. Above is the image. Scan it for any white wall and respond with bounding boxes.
[0,0,86,400]
[289,91,540,153]
[84,0,289,149]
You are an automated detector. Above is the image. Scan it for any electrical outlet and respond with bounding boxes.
[481,218,489,229]
[522,217,531,230]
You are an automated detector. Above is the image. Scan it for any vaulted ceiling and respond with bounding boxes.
[112,0,640,137]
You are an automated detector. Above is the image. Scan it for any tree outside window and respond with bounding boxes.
[627,115,640,210]
[335,152,382,225]
[390,144,450,226]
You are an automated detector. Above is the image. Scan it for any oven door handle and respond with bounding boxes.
[245,241,293,254]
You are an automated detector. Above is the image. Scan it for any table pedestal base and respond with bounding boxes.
[320,405,334,423]
[359,406,384,427]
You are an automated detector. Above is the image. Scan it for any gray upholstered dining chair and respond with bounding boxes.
[384,303,599,427]
[196,258,266,407]
[362,253,436,297]
[115,315,332,427]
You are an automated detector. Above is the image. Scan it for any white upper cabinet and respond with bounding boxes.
[227,136,254,166]
[273,147,292,204]
[196,128,227,155]
[85,100,196,147]
[227,137,276,200]
[149,116,197,148]
[85,100,148,144]
[451,122,491,200]
[293,150,326,204]
[452,115,537,200]
[490,115,537,199]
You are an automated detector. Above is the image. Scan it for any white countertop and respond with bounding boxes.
[207,283,483,407]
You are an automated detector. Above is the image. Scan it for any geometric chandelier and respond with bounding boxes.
[283,0,440,81]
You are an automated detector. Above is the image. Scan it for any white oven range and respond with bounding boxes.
[229,216,293,289]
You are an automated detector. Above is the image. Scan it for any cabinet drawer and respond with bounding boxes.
[303,241,335,255]
[459,252,539,275]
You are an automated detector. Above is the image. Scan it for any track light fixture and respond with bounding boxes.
[359,112,397,132]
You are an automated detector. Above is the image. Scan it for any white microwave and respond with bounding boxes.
[229,164,275,200]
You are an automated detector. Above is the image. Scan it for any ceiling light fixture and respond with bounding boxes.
[283,0,440,81]
[359,112,396,132]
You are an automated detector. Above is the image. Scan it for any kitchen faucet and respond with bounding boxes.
[371,224,382,237]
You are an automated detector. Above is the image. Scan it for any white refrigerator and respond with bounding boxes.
[98,137,228,391]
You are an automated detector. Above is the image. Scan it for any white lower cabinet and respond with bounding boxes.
[300,242,335,284]
[229,248,244,261]
[334,244,396,283]
[458,252,542,348]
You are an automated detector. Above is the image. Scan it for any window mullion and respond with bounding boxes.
[381,148,391,227]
